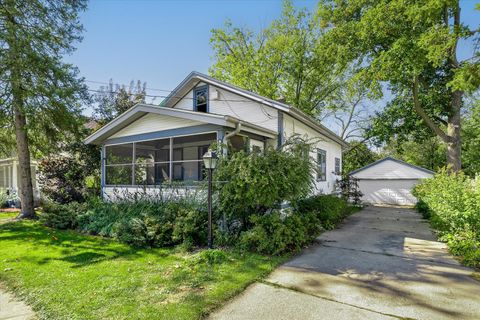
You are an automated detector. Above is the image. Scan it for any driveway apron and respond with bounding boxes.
[210,206,480,320]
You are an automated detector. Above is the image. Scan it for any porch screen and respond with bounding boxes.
[104,133,216,186]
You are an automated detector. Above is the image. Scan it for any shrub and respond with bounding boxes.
[215,137,314,227]
[336,176,363,205]
[413,170,480,267]
[296,195,348,230]
[238,195,354,255]
[38,155,88,204]
[239,210,321,255]
[41,201,85,229]
[75,194,208,248]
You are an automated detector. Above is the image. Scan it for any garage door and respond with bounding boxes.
[357,179,419,206]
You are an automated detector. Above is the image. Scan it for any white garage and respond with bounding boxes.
[349,157,434,206]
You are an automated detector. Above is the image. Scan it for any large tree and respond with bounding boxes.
[209,1,344,117]
[0,0,88,218]
[317,0,480,171]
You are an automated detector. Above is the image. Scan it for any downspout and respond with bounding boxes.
[223,121,242,145]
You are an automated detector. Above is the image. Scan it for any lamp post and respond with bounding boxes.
[203,150,218,249]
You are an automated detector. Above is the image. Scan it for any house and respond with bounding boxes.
[84,72,348,199]
[349,157,434,206]
[0,157,40,203]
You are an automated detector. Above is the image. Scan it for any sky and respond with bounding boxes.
[67,0,479,115]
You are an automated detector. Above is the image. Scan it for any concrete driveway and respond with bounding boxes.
[210,206,480,320]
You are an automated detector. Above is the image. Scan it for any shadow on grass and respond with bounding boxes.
[0,221,171,268]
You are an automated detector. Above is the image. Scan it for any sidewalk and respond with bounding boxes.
[0,287,35,320]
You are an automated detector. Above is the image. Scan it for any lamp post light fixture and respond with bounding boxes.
[203,150,218,249]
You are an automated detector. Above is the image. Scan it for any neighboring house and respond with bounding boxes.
[0,157,40,201]
[84,71,348,199]
[349,157,434,206]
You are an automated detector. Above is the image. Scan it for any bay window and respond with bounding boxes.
[104,133,216,186]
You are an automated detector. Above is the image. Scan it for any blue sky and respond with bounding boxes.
[68,0,479,114]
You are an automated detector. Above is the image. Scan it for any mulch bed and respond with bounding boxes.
[0,208,20,213]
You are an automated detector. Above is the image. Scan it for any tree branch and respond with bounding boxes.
[412,76,450,142]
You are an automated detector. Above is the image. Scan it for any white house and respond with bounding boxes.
[84,72,348,199]
[0,157,40,201]
[349,157,434,206]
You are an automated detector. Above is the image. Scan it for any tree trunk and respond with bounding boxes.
[447,89,462,172]
[13,95,36,219]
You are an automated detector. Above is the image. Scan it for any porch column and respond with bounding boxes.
[12,160,18,193]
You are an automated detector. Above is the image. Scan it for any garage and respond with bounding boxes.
[349,157,434,206]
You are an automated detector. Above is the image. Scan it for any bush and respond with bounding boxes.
[413,170,480,267]
[215,137,314,226]
[296,195,348,230]
[239,210,321,255]
[41,201,85,229]
[239,195,354,255]
[74,194,208,248]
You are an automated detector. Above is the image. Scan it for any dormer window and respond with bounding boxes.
[194,86,208,113]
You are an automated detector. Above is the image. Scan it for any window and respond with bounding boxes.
[105,144,133,185]
[335,157,341,175]
[317,149,327,181]
[172,133,216,181]
[104,133,217,186]
[194,86,208,113]
[135,139,170,185]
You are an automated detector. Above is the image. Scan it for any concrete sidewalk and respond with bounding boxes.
[0,287,35,320]
[210,207,480,320]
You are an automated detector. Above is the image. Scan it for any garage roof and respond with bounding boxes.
[349,157,435,180]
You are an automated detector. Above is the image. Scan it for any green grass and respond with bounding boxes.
[0,221,287,320]
[0,212,17,221]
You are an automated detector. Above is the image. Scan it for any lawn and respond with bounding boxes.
[0,221,287,320]
[0,211,17,221]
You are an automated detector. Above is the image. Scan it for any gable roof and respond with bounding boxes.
[84,104,277,145]
[162,71,348,148]
[349,157,435,178]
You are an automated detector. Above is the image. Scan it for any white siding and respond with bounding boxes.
[358,179,421,206]
[351,159,433,180]
[110,113,202,139]
[172,84,278,132]
[283,114,342,194]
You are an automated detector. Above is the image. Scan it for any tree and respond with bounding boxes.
[462,95,480,176]
[209,0,343,117]
[317,0,480,171]
[93,80,146,124]
[380,137,447,172]
[342,141,378,174]
[0,0,88,218]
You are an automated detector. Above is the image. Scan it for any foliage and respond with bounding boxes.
[380,136,446,172]
[240,195,355,255]
[38,155,88,204]
[317,0,480,170]
[0,191,7,208]
[209,0,345,116]
[336,176,363,205]
[41,193,209,249]
[0,0,89,217]
[342,141,378,174]
[0,221,285,320]
[239,210,321,255]
[40,201,85,230]
[214,137,314,226]
[462,96,480,176]
[93,79,146,125]
[413,170,480,267]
